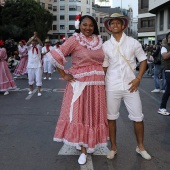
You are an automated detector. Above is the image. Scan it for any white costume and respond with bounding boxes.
[42,46,53,74]
[102,32,147,122]
[27,44,42,86]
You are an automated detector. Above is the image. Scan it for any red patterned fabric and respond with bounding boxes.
[0,48,16,91]
[14,45,28,76]
[51,33,108,152]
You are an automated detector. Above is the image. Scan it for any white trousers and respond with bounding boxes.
[106,90,144,122]
[43,58,53,74]
[27,67,42,86]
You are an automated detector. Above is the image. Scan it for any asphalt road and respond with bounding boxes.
[0,57,170,170]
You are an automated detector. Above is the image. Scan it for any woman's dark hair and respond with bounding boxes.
[75,15,99,35]
[166,32,170,41]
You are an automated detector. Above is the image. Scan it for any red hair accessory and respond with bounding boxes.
[0,40,4,46]
[21,40,26,44]
[75,14,81,29]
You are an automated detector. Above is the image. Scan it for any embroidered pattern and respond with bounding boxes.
[73,32,103,50]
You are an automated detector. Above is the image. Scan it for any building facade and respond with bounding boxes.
[149,0,170,42]
[138,0,156,45]
[37,0,93,43]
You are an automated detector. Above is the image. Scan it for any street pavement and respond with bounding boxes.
[0,57,170,170]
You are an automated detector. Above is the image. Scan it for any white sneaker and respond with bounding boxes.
[151,89,160,92]
[4,91,9,95]
[107,150,117,159]
[157,108,170,116]
[160,90,165,93]
[136,146,151,160]
[78,153,87,165]
[43,77,47,80]
[37,93,42,97]
[48,77,52,80]
[28,91,33,95]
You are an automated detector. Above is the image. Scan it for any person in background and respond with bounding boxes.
[13,40,28,76]
[26,34,43,96]
[157,33,170,115]
[47,15,108,165]
[151,43,166,93]
[0,40,16,95]
[102,13,151,160]
[42,39,53,80]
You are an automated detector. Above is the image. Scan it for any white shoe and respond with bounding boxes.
[48,77,52,80]
[107,150,117,159]
[37,93,42,97]
[78,153,87,165]
[157,108,170,116]
[43,77,47,80]
[136,146,151,160]
[28,91,33,95]
[151,89,160,92]
[160,90,165,93]
[4,91,9,95]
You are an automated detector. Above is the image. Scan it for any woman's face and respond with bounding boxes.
[79,17,94,37]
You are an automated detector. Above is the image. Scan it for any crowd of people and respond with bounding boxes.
[0,32,61,96]
[1,13,170,165]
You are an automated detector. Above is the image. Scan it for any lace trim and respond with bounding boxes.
[53,138,108,154]
[54,48,67,62]
[81,81,104,85]
[73,71,104,78]
[47,52,64,70]
[73,33,103,50]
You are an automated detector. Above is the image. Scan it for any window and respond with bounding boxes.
[160,11,164,31]
[148,19,154,27]
[69,6,81,12]
[53,15,57,21]
[60,25,65,29]
[60,15,65,20]
[86,8,90,13]
[69,15,77,20]
[141,0,148,9]
[53,25,57,30]
[40,3,45,8]
[96,17,98,22]
[60,6,65,10]
[69,25,75,30]
[53,6,57,11]
[168,8,170,29]
[54,0,57,2]
[100,18,103,23]
[48,4,52,10]
[141,19,148,27]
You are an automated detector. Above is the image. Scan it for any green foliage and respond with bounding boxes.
[0,0,53,41]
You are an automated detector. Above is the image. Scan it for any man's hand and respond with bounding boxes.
[128,78,140,93]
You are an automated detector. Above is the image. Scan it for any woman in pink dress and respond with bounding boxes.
[14,40,28,76]
[0,40,16,95]
[48,15,108,165]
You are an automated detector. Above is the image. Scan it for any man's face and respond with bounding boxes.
[108,18,125,34]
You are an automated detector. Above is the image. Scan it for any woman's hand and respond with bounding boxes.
[63,74,76,82]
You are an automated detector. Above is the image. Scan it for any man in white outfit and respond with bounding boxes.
[102,13,151,160]
[26,35,43,96]
[42,39,53,80]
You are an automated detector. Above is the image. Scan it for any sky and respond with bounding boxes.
[95,0,138,18]
[111,0,138,18]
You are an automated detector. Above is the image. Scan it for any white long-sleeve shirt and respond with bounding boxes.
[102,32,146,91]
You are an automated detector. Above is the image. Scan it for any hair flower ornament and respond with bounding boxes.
[75,14,81,29]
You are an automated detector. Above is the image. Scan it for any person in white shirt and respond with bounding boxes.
[102,13,151,160]
[26,35,43,96]
[42,39,53,80]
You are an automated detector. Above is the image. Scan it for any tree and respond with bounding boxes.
[0,0,53,41]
